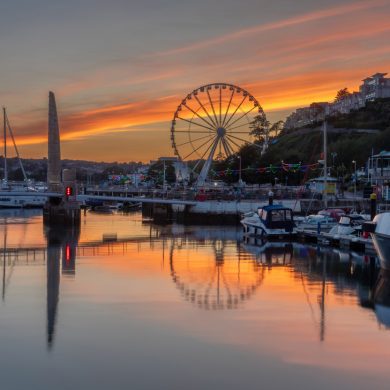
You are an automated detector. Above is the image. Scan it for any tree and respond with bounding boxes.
[269,120,284,138]
[250,114,269,142]
[334,88,350,102]
[146,161,176,186]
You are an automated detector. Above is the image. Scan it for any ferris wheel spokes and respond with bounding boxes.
[194,94,218,128]
[170,83,267,187]
[221,88,235,128]
[225,105,257,130]
[182,136,216,161]
[206,89,219,127]
[175,133,214,148]
[223,94,247,129]
[182,102,215,129]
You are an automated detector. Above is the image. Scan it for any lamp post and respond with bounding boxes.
[352,160,357,200]
[163,160,166,193]
[238,155,242,187]
[331,152,337,174]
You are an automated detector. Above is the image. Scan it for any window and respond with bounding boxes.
[271,210,285,221]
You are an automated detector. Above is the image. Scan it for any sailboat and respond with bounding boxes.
[0,108,46,208]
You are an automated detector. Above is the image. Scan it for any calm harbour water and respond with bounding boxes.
[1,209,390,389]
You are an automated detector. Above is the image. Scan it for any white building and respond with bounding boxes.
[360,73,390,101]
[367,151,390,185]
[284,102,328,129]
[285,72,390,129]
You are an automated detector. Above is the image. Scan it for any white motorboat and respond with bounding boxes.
[328,215,366,236]
[296,214,337,232]
[241,204,296,238]
[364,213,390,270]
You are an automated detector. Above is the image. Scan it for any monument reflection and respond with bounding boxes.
[45,225,80,348]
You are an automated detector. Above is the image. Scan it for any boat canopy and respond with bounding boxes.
[258,205,295,231]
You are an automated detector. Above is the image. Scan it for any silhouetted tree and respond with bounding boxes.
[334,88,350,102]
[250,114,269,142]
[269,120,284,138]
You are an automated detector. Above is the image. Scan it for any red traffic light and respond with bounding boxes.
[65,186,73,196]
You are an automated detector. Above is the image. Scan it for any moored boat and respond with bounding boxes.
[296,214,337,232]
[328,215,366,236]
[0,108,46,208]
[241,204,296,238]
[0,191,47,208]
[364,212,390,269]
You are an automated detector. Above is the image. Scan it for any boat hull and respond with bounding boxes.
[0,195,46,208]
[372,233,390,270]
[241,221,296,239]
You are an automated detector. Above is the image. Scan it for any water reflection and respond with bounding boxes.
[169,240,265,310]
[45,225,80,348]
[366,269,390,328]
[0,212,387,350]
[243,238,380,341]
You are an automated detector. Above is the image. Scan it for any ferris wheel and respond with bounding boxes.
[170,83,267,186]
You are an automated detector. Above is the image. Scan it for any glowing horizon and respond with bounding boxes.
[1,0,389,162]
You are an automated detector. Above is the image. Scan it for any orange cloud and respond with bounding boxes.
[152,0,388,56]
[5,0,390,162]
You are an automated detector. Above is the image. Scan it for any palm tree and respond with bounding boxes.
[334,88,350,102]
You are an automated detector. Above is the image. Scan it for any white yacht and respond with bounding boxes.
[0,190,47,208]
[0,108,47,208]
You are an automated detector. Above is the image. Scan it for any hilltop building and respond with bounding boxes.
[285,72,390,129]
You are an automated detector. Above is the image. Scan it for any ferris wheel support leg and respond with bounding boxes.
[196,136,221,188]
[261,134,269,155]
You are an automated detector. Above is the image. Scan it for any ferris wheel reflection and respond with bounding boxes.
[169,238,265,310]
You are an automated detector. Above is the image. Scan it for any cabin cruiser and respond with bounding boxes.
[241,204,296,238]
[364,212,390,270]
[295,214,337,232]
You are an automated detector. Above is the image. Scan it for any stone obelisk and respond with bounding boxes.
[44,92,80,226]
[47,91,62,193]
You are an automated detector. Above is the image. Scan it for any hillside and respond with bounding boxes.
[262,98,390,167]
[213,98,390,185]
[329,97,390,130]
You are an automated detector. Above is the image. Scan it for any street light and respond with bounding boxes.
[331,152,337,174]
[238,155,242,187]
[352,160,357,200]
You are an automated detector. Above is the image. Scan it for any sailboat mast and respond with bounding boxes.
[323,119,328,208]
[5,111,28,183]
[3,107,7,185]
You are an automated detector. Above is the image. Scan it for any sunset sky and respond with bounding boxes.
[1,0,389,162]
